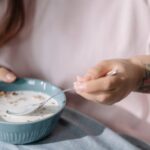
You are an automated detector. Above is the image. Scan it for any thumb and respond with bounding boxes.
[0,67,16,83]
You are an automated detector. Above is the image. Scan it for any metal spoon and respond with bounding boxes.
[6,69,118,116]
[6,88,74,116]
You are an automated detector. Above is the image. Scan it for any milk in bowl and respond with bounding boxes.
[0,91,60,123]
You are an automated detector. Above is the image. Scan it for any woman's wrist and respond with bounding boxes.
[129,56,150,93]
[136,64,150,93]
[128,57,145,92]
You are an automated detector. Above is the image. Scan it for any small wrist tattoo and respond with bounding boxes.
[137,64,150,93]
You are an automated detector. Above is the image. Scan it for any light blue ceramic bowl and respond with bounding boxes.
[0,78,66,144]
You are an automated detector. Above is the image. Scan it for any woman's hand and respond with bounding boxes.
[74,58,144,104]
[0,67,16,83]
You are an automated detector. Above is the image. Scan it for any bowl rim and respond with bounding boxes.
[0,77,66,125]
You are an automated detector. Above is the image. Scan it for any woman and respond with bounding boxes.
[1,0,150,143]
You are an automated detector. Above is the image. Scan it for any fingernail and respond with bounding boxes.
[6,73,16,81]
[74,82,86,92]
[73,82,79,88]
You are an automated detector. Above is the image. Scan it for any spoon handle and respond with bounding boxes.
[42,87,74,105]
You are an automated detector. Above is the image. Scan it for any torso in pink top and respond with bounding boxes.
[1,0,150,143]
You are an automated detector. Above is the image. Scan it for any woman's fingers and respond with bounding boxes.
[74,78,120,104]
[0,67,16,83]
[74,75,122,93]
[75,89,119,105]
